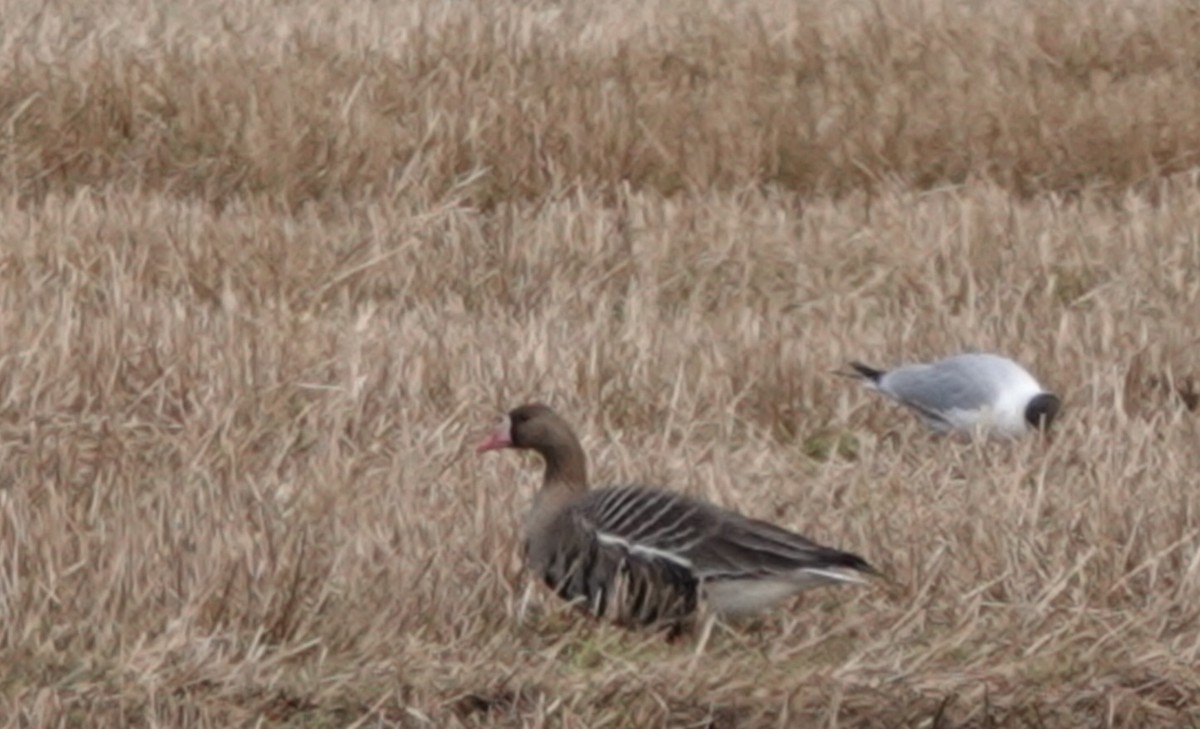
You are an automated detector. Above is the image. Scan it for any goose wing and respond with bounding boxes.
[537,489,701,630]
[575,486,875,583]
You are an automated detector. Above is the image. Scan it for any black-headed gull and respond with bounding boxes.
[848,353,1060,439]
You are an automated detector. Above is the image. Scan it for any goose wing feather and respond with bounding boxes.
[537,517,698,630]
[573,486,874,581]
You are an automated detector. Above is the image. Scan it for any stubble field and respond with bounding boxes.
[1,0,1199,726]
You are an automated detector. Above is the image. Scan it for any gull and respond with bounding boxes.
[848,352,1061,439]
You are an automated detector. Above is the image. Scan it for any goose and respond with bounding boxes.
[848,352,1060,439]
[475,403,877,637]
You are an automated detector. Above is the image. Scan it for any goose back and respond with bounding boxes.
[526,484,873,625]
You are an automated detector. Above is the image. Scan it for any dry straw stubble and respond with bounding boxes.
[1,0,1199,727]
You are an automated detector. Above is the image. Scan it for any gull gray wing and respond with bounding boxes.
[882,360,999,418]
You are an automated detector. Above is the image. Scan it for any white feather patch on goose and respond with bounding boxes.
[594,530,695,569]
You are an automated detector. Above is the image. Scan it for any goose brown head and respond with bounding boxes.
[476,403,588,490]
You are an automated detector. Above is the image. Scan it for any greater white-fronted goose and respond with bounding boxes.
[476,403,877,636]
[848,352,1060,439]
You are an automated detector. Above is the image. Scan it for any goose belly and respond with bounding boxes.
[703,578,802,616]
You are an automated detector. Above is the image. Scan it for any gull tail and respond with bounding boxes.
[846,361,886,385]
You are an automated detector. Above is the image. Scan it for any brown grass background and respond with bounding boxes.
[1,0,1199,726]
